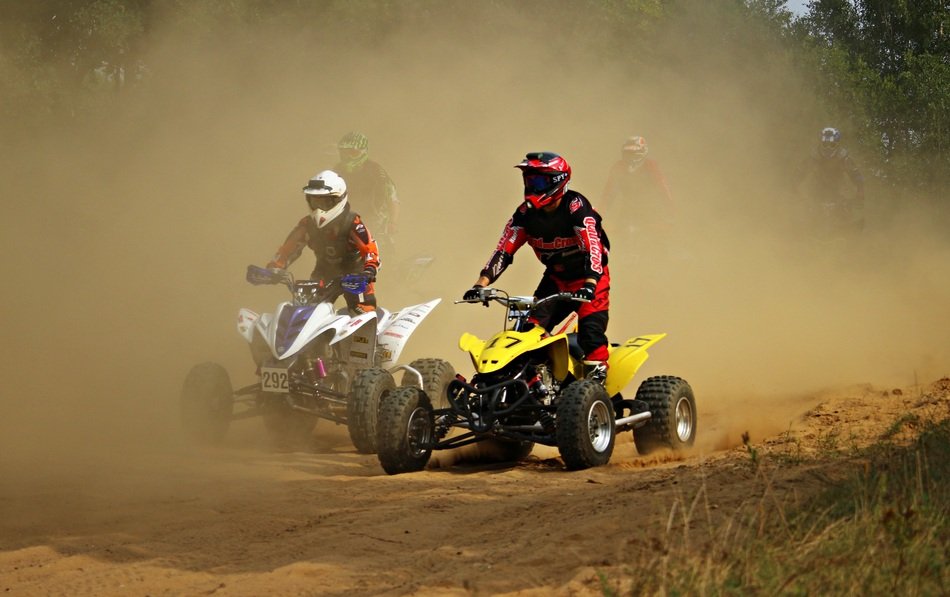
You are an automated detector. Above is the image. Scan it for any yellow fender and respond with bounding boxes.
[459,329,573,380]
[604,334,667,397]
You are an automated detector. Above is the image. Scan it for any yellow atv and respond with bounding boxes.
[376,287,696,474]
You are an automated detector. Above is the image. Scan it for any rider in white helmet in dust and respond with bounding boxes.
[266,170,381,314]
[795,126,866,234]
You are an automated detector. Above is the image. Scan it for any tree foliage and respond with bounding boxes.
[796,0,950,191]
[0,0,947,196]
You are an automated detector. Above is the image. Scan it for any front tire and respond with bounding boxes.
[180,362,233,444]
[377,386,434,475]
[403,358,455,409]
[348,367,396,453]
[556,380,616,470]
[633,376,696,455]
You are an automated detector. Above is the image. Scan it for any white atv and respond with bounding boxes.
[180,265,454,452]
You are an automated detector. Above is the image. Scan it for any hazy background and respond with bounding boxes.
[1,2,948,477]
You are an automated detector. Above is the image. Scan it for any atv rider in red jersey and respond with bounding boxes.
[463,152,612,379]
[267,170,381,314]
[600,135,676,257]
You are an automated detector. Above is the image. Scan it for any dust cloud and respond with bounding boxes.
[1,3,947,487]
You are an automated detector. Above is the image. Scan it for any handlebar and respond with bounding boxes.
[246,265,370,305]
[455,287,584,309]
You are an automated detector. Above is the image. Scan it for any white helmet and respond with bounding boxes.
[303,170,348,228]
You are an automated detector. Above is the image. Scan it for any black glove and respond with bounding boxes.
[463,285,485,302]
[572,282,596,303]
[361,268,377,282]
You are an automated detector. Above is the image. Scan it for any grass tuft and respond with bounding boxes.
[598,413,950,594]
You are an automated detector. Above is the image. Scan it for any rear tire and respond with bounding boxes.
[633,375,696,455]
[348,367,396,453]
[377,386,434,475]
[403,358,455,409]
[556,380,615,470]
[180,362,233,444]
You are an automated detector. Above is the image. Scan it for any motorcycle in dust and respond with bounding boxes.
[375,287,697,474]
[180,265,452,452]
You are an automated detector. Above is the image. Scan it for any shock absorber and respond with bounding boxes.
[305,357,327,384]
[528,374,555,433]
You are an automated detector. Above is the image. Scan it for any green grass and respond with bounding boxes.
[599,415,950,595]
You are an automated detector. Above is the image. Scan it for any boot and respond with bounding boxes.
[584,360,609,384]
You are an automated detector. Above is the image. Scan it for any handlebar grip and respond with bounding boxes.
[246,264,280,285]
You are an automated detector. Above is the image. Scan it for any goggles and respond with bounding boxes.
[306,194,339,211]
[523,173,554,194]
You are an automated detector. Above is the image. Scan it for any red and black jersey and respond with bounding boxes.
[480,190,609,284]
[600,158,675,228]
[268,204,380,280]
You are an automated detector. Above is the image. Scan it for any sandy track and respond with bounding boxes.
[2,379,946,596]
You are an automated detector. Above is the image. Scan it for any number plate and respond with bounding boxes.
[261,367,290,393]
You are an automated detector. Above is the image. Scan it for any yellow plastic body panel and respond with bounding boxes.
[604,333,666,397]
[459,329,573,380]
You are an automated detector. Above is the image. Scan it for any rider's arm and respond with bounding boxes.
[478,212,527,285]
[267,217,310,270]
[646,159,676,229]
[350,215,380,277]
[646,159,676,210]
[370,162,399,236]
[383,177,399,236]
[571,202,607,284]
[844,155,865,205]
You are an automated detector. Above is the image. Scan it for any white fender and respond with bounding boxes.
[257,313,274,340]
[376,298,441,368]
[375,307,392,331]
[330,310,377,345]
[331,311,379,368]
[237,308,259,343]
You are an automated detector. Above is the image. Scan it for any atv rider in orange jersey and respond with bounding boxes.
[463,152,612,377]
[267,170,381,314]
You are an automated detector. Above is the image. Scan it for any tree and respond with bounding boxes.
[797,0,950,193]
